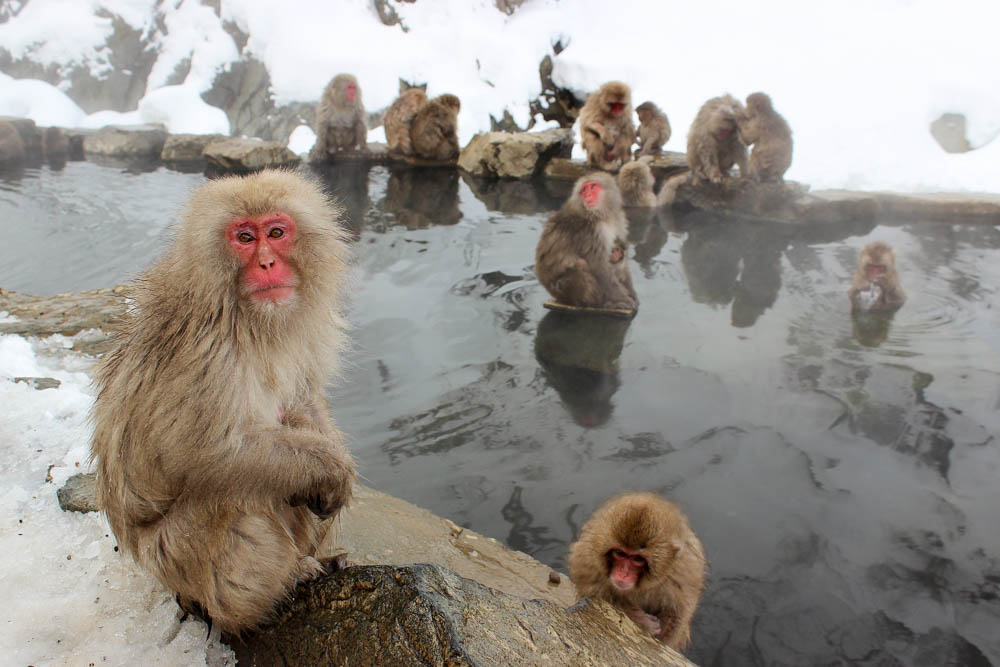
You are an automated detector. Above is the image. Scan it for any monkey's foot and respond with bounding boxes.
[176,594,213,627]
[318,552,359,574]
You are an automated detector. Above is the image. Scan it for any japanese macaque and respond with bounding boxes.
[384,88,428,157]
[535,173,638,311]
[848,241,905,313]
[634,101,671,159]
[311,73,367,160]
[410,93,462,161]
[91,170,356,634]
[617,157,656,208]
[737,92,793,182]
[578,81,635,171]
[568,492,706,651]
[686,94,748,185]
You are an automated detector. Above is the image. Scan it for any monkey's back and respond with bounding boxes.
[410,102,459,161]
[384,89,428,154]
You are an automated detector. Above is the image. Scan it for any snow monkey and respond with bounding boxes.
[578,81,635,171]
[617,157,657,207]
[634,101,671,159]
[568,492,707,651]
[384,87,429,157]
[410,93,462,161]
[535,172,638,311]
[737,92,793,182]
[848,241,905,313]
[91,169,356,634]
[686,94,748,185]
[311,73,367,160]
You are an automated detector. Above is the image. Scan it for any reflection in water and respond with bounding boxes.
[534,311,631,427]
[384,165,461,228]
[310,161,372,238]
[6,163,1000,666]
[852,310,897,347]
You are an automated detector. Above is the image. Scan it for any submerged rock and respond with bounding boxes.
[233,564,691,667]
[458,128,573,180]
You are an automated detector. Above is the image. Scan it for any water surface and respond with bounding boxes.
[3,160,999,666]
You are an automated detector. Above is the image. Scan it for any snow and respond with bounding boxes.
[0,333,234,665]
[2,0,999,192]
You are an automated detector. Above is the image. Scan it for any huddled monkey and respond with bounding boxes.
[617,157,657,208]
[738,92,793,182]
[568,492,707,651]
[384,87,428,157]
[634,101,671,159]
[535,172,638,311]
[311,73,367,160]
[848,241,905,313]
[92,170,356,634]
[578,81,635,171]
[384,90,462,161]
[686,94,748,185]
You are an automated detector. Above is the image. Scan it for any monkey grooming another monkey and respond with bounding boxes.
[410,93,462,161]
[568,492,706,651]
[738,92,793,182]
[535,172,638,311]
[578,81,635,171]
[686,94,748,185]
[311,73,367,160]
[617,157,657,207]
[91,170,356,634]
[384,87,429,157]
[634,101,671,159]
[848,241,905,313]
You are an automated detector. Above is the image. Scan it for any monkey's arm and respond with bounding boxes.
[310,126,328,161]
[354,116,368,152]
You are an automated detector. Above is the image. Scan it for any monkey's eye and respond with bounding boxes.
[610,549,628,560]
[630,555,647,567]
[268,228,284,239]
[237,231,255,244]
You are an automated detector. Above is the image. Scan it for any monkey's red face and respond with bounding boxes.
[609,100,625,115]
[580,181,603,208]
[865,262,887,280]
[609,548,646,590]
[227,213,298,303]
[345,83,357,103]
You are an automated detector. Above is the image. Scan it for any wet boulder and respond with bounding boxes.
[458,128,573,180]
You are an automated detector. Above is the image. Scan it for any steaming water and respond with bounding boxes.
[3,159,999,666]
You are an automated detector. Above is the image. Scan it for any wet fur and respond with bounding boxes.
[687,94,748,185]
[535,172,637,310]
[847,241,905,313]
[618,158,657,207]
[91,170,356,633]
[568,492,707,650]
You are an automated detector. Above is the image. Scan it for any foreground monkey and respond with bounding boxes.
[737,92,793,182]
[634,101,671,159]
[617,157,657,207]
[568,492,706,650]
[687,94,748,185]
[579,81,635,171]
[535,172,638,311]
[92,170,356,634]
[311,73,367,160]
[848,241,905,313]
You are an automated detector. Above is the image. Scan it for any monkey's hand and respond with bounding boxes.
[624,606,661,636]
[290,465,354,520]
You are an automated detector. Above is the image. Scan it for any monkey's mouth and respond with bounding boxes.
[610,102,625,114]
[718,128,731,139]
[250,285,296,302]
[865,264,886,280]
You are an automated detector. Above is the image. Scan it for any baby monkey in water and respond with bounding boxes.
[848,241,905,313]
[568,492,706,651]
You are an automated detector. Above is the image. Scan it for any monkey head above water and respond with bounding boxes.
[535,172,638,311]
[848,241,905,313]
[568,492,707,651]
[91,169,356,634]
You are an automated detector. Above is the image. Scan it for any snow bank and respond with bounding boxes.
[2,0,1000,192]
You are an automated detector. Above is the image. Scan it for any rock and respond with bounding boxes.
[791,189,881,224]
[0,119,26,165]
[203,137,300,173]
[232,564,692,667]
[458,129,573,180]
[41,127,69,157]
[529,54,584,129]
[930,113,971,153]
[64,129,94,160]
[160,133,228,163]
[875,191,1000,223]
[13,377,61,390]
[544,152,688,182]
[0,287,127,355]
[57,472,99,513]
[84,125,168,157]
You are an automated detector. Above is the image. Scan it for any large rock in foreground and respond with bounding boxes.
[458,129,573,179]
[233,564,691,667]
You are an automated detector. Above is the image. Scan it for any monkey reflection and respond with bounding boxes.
[852,311,896,347]
[627,209,671,278]
[384,166,462,229]
[309,161,372,239]
[534,311,631,427]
